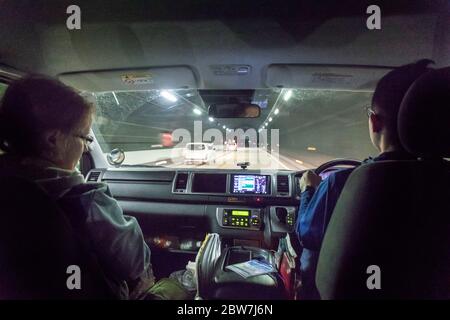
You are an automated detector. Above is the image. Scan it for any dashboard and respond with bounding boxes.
[86,168,303,251]
[173,172,287,197]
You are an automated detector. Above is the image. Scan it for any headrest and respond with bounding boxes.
[398,67,450,158]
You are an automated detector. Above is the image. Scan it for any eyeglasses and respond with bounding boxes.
[74,134,94,151]
[364,105,376,118]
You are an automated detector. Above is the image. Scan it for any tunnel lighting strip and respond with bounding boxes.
[160,90,178,102]
[260,89,284,130]
[172,91,208,117]
[112,92,120,105]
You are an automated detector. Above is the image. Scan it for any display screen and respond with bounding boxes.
[231,175,269,194]
[232,210,250,216]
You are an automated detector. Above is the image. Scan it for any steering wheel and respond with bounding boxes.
[314,158,362,175]
[294,159,362,197]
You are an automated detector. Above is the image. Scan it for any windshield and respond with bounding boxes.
[92,88,375,170]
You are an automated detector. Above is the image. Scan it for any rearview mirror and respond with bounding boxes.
[208,103,261,118]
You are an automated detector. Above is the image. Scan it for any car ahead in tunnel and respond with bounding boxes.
[0,0,449,301]
[225,140,238,152]
[183,142,215,164]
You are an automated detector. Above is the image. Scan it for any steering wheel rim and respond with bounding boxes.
[314,158,362,175]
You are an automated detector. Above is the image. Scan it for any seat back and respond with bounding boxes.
[0,175,113,299]
[316,160,450,299]
[316,66,450,299]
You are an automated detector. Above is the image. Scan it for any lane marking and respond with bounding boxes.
[265,151,290,170]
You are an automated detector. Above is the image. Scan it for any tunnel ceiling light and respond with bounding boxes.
[269,117,273,122]
[223,125,226,129]
[283,89,293,101]
[160,90,178,102]
[155,160,168,166]
[274,108,279,115]
[307,146,317,151]
[193,108,202,115]
[112,92,120,105]
[209,117,214,122]
[265,122,268,126]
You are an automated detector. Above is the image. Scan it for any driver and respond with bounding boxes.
[296,59,433,299]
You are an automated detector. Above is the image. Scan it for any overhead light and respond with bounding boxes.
[193,109,202,115]
[283,89,292,101]
[209,117,214,122]
[160,90,178,102]
[258,129,262,133]
[223,125,226,129]
[307,146,317,151]
[155,160,168,166]
[265,122,268,126]
[112,92,120,105]
[269,117,273,122]
[296,159,304,164]
[274,108,279,115]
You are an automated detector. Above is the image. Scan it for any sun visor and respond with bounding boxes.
[58,66,198,92]
[265,64,392,91]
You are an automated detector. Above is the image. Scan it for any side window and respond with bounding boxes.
[0,83,7,155]
[0,82,7,99]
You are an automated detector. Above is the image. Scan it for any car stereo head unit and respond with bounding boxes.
[230,174,270,195]
[217,208,262,230]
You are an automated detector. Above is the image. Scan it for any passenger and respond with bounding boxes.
[0,75,187,299]
[295,59,433,299]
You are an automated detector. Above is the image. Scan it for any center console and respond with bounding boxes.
[200,245,286,300]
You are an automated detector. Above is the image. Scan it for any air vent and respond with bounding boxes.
[276,175,290,195]
[87,171,101,182]
[174,173,189,193]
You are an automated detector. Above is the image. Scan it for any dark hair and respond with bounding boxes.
[372,59,434,146]
[0,75,94,156]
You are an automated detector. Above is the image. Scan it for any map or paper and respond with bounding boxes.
[226,259,276,278]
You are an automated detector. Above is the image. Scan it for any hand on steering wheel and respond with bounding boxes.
[297,158,362,193]
[299,171,322,192]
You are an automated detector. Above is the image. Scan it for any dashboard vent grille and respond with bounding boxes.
[276,175,290,195]
[87,171,101,182]
[174,173,189,192]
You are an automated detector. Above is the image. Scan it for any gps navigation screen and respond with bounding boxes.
[231,175,269,194]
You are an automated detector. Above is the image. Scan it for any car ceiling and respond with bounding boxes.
[1,0,449,90]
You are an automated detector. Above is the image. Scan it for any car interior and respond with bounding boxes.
[0,0,449,300]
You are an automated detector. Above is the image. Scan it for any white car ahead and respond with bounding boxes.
[183,143,215,164]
